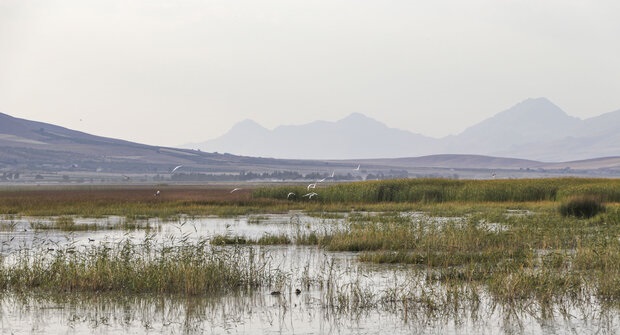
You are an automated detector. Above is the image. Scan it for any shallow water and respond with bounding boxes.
[1,212,619,334]
[2,289,618,334]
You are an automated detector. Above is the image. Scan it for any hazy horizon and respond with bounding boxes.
[1,1,619,147]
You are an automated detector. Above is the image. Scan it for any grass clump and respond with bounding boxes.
[0,238,276,295]
[559,196,606,218]
[211,235,248,245]
[255,233,291,245]
[211,233,291,246]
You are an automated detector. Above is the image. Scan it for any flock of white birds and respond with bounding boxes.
[155,164,363,200]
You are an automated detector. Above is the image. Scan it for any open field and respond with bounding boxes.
[1,178,619,333]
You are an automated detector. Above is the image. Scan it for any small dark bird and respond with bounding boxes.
[270,291,281,296]
[295,288,301,295]
[88,238,95,242]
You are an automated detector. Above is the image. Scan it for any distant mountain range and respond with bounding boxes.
[1,98,620,182]
[186,98,620,162]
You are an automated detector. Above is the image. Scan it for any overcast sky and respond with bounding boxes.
[1,0,619,147]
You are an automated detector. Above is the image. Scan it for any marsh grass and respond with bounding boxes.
[354,206,620,305]
[211,233,292,246]
[0,237,277,295]
[2,180,620,316]
[211,235,248,245]
[254,178,620,204]
[1,179,619,219]
[29,216,95,231]
[287,203,620,305]
[295,231,332,246]
[0,216,18,231]
[256,234,291,245]
[29,216,157,232]
[201,198,620,305]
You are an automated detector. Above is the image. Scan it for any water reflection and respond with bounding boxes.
[2,288,618,334]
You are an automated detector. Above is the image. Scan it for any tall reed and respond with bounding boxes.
[254,178,620,204]
[0,237,277,295]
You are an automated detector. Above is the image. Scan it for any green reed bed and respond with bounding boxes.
[211,233,293,246]
[254,178,620,204]
[27,215,157,232]
[0,236,278,295]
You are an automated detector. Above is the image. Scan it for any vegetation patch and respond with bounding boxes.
[0,237,277,295]
[1,180,620,312]
[559,195,606,218]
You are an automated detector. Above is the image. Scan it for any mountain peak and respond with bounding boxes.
[340,112,370,120]
[451,97,582,154]
[337,113,386,129]
[500,97,575,120]
[229,119,268,133]
[234,118,264,128]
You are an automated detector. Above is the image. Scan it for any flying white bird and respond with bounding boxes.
[307,183,317,190]
[354,164,360,171]
[317,177,327,183]
[171,165,183,173]
[302,192,318,199]
[287,192,295,199]
[330,170,335,178]
[230,188,242,193]
[154,190,160,196]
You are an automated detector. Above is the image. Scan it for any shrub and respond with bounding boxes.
[559,196,605,218]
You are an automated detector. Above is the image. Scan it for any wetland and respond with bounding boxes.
[1,178,620,334]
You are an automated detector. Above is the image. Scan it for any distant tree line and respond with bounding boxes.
[168,169,410,182]
[170,171,309,182]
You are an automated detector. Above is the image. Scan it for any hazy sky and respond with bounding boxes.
[1,0,619,147]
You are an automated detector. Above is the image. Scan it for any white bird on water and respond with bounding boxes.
[171,165,183,173]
